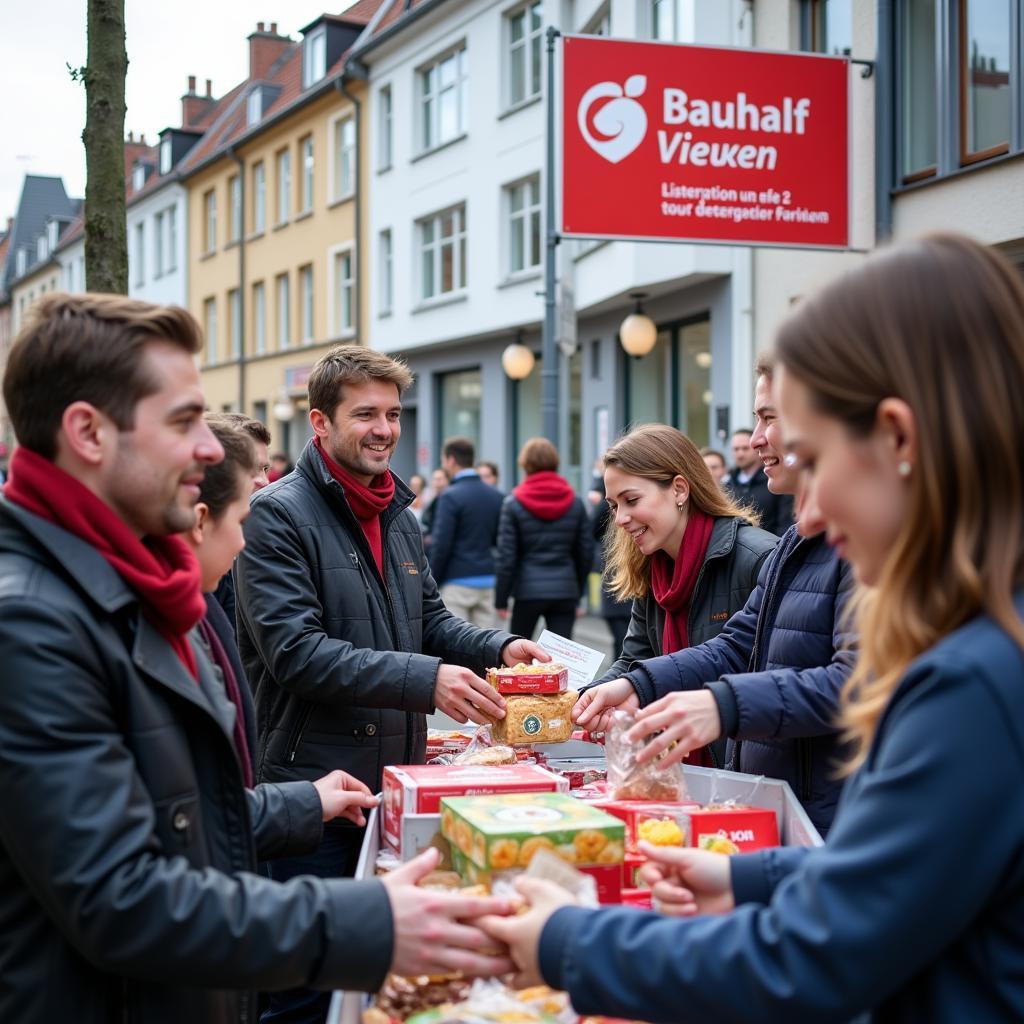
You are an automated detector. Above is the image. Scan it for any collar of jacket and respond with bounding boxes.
[702,515,744,563]
[296,437,414,524]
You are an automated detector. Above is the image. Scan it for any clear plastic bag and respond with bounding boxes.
[453,725,518,766]
[605,710,688,802]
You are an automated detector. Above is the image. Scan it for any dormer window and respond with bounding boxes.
[160,137,172,174]
[133,164,146,191]
[47,220,59,250]
[247,87,263,127]
[37,235,48,262]
[15,248,26,277]
[302,27,326,88]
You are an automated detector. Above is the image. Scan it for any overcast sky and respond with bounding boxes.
[0,0,351,221]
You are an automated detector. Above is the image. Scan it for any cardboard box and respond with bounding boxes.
[593,799,701,852]
[425,730,475,760]
[382,763,567,854]
[685,805,780,853]
[487,664,570,694]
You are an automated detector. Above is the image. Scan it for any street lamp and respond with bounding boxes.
[502,341,536,380]
[272,389,296,422]
[619,293,658,358]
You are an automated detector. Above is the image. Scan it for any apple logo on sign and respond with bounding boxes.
[577,75,648,164]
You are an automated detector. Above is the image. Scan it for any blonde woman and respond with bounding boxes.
[484,235,1024,1021]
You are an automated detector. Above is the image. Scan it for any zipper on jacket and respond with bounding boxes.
[798,738,813,802]
[287,703,314,763]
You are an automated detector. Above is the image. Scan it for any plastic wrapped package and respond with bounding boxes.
[604,711,688,802]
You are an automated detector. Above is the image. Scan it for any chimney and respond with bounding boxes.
[128,130,134,143]
[182,73,215,126]
[205,79,212,97]
[248,21,290,82]
[257,20,265,31]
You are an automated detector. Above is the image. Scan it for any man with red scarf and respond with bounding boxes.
[235,344,547,1024]
[0,296,516,1024]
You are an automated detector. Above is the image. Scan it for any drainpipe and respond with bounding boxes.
[336,74,362,344]
[874,0,894,244]
[228,145,247,410]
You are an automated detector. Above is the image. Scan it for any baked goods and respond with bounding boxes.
[456,745,518,766]
[486,663,569,694]
[373,973,472,1021]
[490,691,578,746]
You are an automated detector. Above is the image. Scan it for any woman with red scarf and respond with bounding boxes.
[586,424,777,765]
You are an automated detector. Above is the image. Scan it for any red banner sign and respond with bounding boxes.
[561,36,849,248]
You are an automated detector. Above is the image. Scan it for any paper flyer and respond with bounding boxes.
[535,630,607,691]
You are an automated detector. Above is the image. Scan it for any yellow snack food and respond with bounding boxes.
[491,691,578,746]
[637,817,685,846]
[518,835,556,867]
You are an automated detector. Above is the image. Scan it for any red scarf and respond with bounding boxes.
[314,437,395,576]
[3,447,205,680]
[513,470,575,520]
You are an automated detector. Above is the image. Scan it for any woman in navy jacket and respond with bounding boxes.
[483,234,1024,1022]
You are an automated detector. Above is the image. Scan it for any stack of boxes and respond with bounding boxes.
[486,664,576,745]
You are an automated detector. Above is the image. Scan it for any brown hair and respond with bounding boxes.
[518,437,560,474]
[307,344,413,421]
[442,436,475,468]
[603,424,757,600]
[753,352,775,381]
[775,233,1024,770]
[3,292,201,459]
[214,411,271,447]
[199,416,258,519]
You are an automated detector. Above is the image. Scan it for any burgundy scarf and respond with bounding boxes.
[4,447,205,680]
[314,437,395,576]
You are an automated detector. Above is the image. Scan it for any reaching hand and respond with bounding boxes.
[434,664,507,724]
[312,770,379,826]
[572,678,639,731]
[381,848,517,978]
[625,690,723,767]
[638,841,735,917]
[502,639,551,666]
[477,877,575,989]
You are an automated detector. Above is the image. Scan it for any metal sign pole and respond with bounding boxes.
[541,26,561,446]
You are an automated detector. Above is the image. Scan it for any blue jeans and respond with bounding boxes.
[261,827,366,1024]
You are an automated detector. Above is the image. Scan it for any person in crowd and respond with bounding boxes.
[408,472,428,523]
[0,295,515,1024]
[485,234,1024,1021]
[724,427,793,534]
[234,344,546,1024]
[420,466,450,545]
[267,451,293,483]
[588,473,633,658]
[429,436,504,628]
[476,460,501,489]
[577,361,855,832]
[699,446,729,485]
[587,425,777,765]
[495,437,594,640]
[0,441,9,485]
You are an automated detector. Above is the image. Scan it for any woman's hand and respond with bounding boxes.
[638,841,735,917]
[312,770,379,825]
[477,877,575,989]
[572,678,639,731]
[625,690,723,767]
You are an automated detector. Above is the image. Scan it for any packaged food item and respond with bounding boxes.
[605,711,688,802]
[440,791,624,903]
[487,663,569,694]
[620,887,654,909]
[399,979,567,1024]
[685,804,780,853]
[491,691,578,746]
[426,729,476,760]
[373,973,473,1023]
[382,764,568,854]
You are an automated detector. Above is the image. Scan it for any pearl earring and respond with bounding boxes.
[897,461,912,478]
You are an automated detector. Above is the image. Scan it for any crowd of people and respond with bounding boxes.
[1,232,1023,1022]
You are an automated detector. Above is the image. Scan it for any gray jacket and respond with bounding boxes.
[236,439,515,797]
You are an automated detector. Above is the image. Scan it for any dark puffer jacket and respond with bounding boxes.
[629,527,855,832]
[236,440,514,799]
[0,498,394,1024]
[494,483,593,608]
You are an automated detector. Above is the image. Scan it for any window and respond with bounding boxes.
[37,235,47,262]
[582,3,610,34]
[276,149,291,224]
[204,297,218,364]
[160,136,172,174]
[334,116,356,199]
[651,0,678,40]
[154,211,165,277]
[167,205,178,271]
[438,369,482,454]
[300,135,314,212]
[961,0,1011,163]
[204,189,216,252]
[276,272,291,349]
[379,229,393,316]
[303,27,327,88]
[419,204,467,300]
[253,281,266,356]
[229,288,242,358]
[132,164,146,191]
[134,222,145,286]
[420,47,468,151]
[247,88,262,127]
[333,248,355,334]
[229,174,242,242]
[299,264,314,342]
[506,175,541,274]
[506,1,543,107]
[378,86,393,170]
[47,220,59,249]
[252,161,266,233]
[900,0,937,180]
[809,0,852,56]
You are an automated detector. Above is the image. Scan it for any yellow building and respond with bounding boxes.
[181,10,378,459]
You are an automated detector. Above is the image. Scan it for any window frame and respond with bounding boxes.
[229,287,242,359]
[229,174,242,242]
[378,85,393,170]
[252,161,266,234]
[154,210,165,278]
[329,243,356,337]
[133,221,145,287]
[299,263,315,344]
[247,88,262,127]
[958,0,1012,166]
[417,203,468,302]
[276,148,292,226]
[204,296,218,365]
[252,280,267,356]
[378,228,393,317]
[505,173,542,276]
[300,135,315,213]
[330,113,357,202]
[167,204,178,272]
[504,0,543,109]
[276,272,292,350]
[203,189,217,253]
[418,44,469,154]
[303,27,327,89]
[160,137,172,174]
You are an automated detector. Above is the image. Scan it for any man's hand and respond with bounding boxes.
[382,848,517,978]
[434,665,507,724]
[477,877,575,989]
[572,678,639,731]
[312,770,379,826]
[638,841,735,917]
[625,690,722,767]
[502,640,551,666]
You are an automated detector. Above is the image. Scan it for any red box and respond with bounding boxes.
[425,730,474,759]
[623,851,647,888]
[593,799,700,852]
[685,805,780,853]
[620,887,653,909]
[382,764,568,853]
[487,665,569,694]
[580,863,622,905]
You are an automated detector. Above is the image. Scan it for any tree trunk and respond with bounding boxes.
[83,0,127,294]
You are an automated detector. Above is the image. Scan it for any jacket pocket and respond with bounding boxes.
[287,703,314,764]
[154,794,199,851]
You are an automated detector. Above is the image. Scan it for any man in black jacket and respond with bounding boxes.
[0,295,514,1024]
[429,435,504,627]
[725,427,794,535]
[235,345,546,1023]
